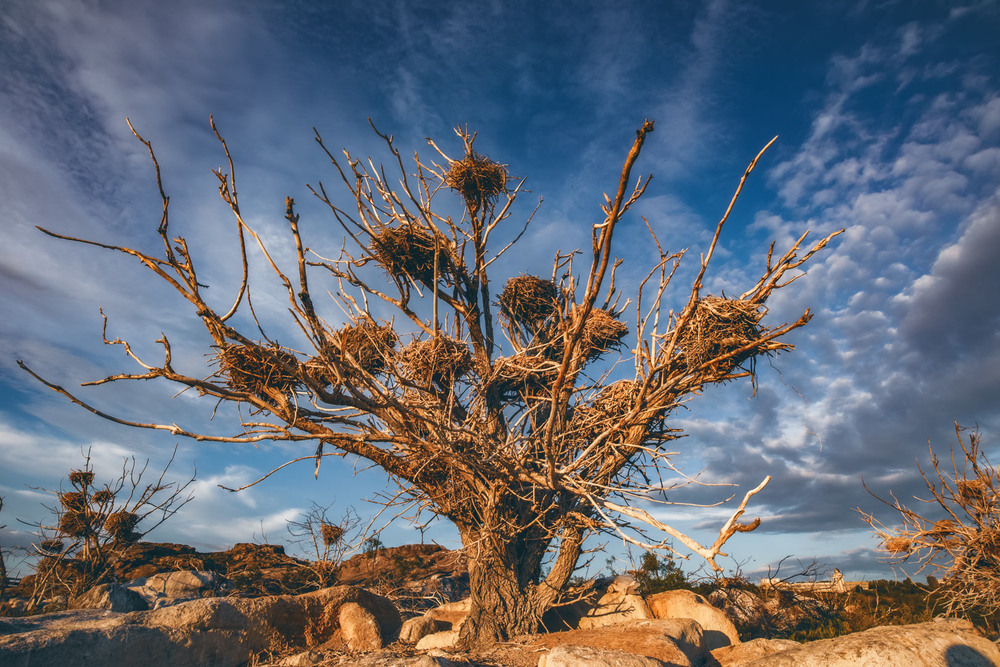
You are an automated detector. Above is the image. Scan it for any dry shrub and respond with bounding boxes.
[104,511,140,542]
[400,336,473,386]
[218,342,301,396]
[68,471,94,488]
[308,319,398,384]
[445,152,507,208]
[676,296,764,372]
[369,226,446,286]
[884,536,912,554]
[499,275,558,326]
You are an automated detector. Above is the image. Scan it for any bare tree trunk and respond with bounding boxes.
[456,527,547,649]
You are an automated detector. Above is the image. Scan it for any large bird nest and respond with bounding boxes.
[676,296,765,373]
[217,342,302,397]
[59,491,88,513]
[491,354,558,398]
[572,380,641,435]
[58,510,92,538]
[104,511,141,543]
[308,319,398,384]
[549,308,629,361]
[68,471,95,488]
[369,226,447,287]
[498,275,559,326]
[445,152,508,208]
[399,336,473,386]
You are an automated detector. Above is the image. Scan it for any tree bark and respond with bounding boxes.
[456,528,547,649]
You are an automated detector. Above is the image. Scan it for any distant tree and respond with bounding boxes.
[285,501,361,589]
[20,118,840,647]
[860,423,1000,616]
[25,450,194,603]
[634,551,689,595]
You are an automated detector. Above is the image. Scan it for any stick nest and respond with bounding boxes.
[308,319,398,383]
[369,226,447,287]
[400,336,473,386]
[68,471,94,488]
[676,296,765,372]
[104,511,141,542]
[58,510,92,538]
[884,536,912,554]
[59,491,88,513]
[320,522,344,546]
[492,354,558,397]
[445,152,508,208]
[499,276,559,326]
[217,343,302,396]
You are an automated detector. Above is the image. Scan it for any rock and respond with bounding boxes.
[0,585,400,667]
[529,618,704,667]
[579,590,653,629]
[415,629,460,650]
[277,650,327,666]
[339,601,385,651]
[647,589,740,649]
[740,618,1000,666]
[426,597,471,629]
[707,638,801,666]
[539,644,671,667]
[399,615,449,644]
[68,583,149,612]
[141,569,224,599]
[610,574,640,595]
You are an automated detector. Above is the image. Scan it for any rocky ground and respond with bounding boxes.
[2,542,999,666]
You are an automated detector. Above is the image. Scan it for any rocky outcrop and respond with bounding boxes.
[647,588,740,650]
[738,618,1000,666]
[0,585,401,667]
[531,618,705,667]
[579,588,653,629]
[707,638,801,666]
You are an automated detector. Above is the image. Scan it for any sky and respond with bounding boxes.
[1,0,999,584]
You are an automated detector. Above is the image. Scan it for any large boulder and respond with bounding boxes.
[399,615,449,644]
[139,569,224,600]
[531,618,705,667]
[647,589,740,650]
[0,585,400,667]
[540,644,672,667]
[707,638,801,666]
[68,583,149,612]
[740,618,1000,666]
[579,589,653,629]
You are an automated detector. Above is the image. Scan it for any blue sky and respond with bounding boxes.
[1,0,999,583]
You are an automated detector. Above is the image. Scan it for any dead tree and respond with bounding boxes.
[20,118,840,647]
[860,423,1000,616]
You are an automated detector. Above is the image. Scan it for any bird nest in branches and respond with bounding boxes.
[104,511,140,542]
[676,296,765,373]
[217,342,302,396]
[320,522,344,546]
[499,275,559,326]
[369,226,447,287]
[68,471,95,488]
[445,152,508,208]
[399,336,473,386]
[884,536,912,554]
[308,319,398,383]
[91,489,113,505]
[59,491,88,513]
[957,479,996,506]
[491,354,558,397]
[58,510,92,538]
[569,380,644,444]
